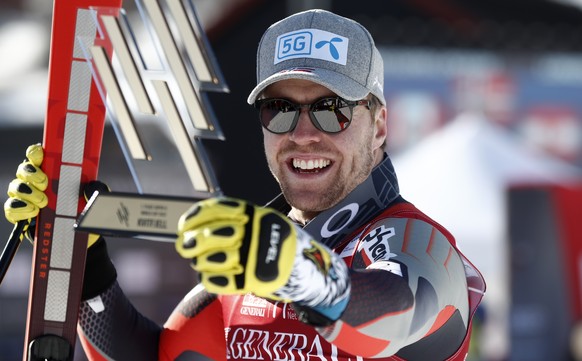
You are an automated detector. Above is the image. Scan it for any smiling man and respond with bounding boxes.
[5,8,485,361]
[170,9,486,360]
[258,79,385,224]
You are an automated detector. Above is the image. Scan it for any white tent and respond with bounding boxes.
[391,112,582,359]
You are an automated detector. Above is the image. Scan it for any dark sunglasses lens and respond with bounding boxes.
[311,98,352,133]
[259,99,297,133]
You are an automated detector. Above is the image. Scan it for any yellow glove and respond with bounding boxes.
[176,197,296,298]
[4,143,48,226]
[4,144,101,247]
[176,197,351,324]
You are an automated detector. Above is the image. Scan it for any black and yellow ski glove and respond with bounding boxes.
[176,197,351,325]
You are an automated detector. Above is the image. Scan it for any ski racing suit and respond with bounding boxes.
[77,154,486,360]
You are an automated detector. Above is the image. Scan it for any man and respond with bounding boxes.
[5,9,485,360]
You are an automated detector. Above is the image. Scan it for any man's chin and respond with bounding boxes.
[284,190,338,213]
[284,191,321,210]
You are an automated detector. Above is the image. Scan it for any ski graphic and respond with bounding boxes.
[23,1,120,360]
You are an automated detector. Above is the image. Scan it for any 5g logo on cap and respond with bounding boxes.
[275,29,349,65]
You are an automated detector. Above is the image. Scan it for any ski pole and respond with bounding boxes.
[0,220,28,285]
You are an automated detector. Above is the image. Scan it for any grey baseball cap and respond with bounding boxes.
[247,9,385,105]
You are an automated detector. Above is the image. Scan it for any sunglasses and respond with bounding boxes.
[254,96,372,134]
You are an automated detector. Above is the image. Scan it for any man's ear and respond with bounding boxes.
[373,105,388,150]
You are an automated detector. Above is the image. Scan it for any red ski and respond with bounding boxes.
[23,1,121,360]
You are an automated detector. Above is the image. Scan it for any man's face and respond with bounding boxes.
[261,79,387,219]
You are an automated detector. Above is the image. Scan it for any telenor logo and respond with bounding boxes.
[275,29,348,65]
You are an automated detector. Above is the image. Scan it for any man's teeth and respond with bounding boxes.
[292,159,331,170]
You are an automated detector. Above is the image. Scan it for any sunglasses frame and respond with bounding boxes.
[254,96,372,134]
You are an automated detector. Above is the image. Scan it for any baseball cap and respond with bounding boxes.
[247,9,385,105]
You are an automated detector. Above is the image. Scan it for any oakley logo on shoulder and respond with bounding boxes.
[275,29,348,65]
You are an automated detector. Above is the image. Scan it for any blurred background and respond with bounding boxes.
[1,0,582,360]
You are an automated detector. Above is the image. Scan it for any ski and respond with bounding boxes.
[14,0,228,358]
[23,1,120,360]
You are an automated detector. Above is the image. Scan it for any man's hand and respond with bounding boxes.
[4,144,103,247]
[176,197,297,298]
[176,197,351,325]
[4,144,48,225]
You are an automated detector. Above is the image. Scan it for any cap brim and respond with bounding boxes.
[247,67,373,105]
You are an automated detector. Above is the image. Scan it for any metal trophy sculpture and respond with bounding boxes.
[0,0,228,360]
[77,0,229,239]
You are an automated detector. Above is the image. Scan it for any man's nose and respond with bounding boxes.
[288,107,321,143]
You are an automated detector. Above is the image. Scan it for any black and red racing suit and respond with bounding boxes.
[77,155,485,360]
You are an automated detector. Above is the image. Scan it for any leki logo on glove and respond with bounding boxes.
[256,214,291,281]
[84,0,228,197]
[275,29,348,65]
[266,223,282,264]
